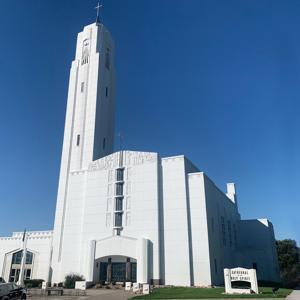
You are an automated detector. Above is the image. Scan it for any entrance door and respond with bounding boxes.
[111,263,126,282]
[131,263,137,282]
[99,263,108,282]
[9,268,20,283]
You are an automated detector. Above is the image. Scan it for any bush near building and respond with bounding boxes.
[24,279,44,288]
[63,273,85,289]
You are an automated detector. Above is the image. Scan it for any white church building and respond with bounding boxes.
[0,19,280,287]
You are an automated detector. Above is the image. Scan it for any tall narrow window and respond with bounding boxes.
[115,183,123,196]
[228,220,232,247]
[114,212,122,227]
[116,168,124,182]
[115,197,123,211]
[81,82,84,92]
[103,138,106,150]
[76,135,80,146]
[214,258,218,274]
[233,223,237,247]
[105,48,110,70]
[105,87,108,97]
[81,39,90,65]
[221,216,226,246]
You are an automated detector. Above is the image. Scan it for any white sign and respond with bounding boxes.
[75,281,86,290]
[142,284,150,294]
[42,282,47,290]
[125,282,132,291]
[224,267,258,294]
[132,283,140,293]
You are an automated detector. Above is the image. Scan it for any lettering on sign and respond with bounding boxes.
[224,267,258,294]
[143,284,150,294]
[132,283,140,293]
[75,281,86,290]
[88,151,157,172]
[125,282,132,291]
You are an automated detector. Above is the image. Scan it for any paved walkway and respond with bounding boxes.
[86,288,133,300]
[30,288,300,300]
[31,289,134,300]
[287,290,300,300]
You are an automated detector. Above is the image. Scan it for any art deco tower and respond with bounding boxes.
[51,20,115,282]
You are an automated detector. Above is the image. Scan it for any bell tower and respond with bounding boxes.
[51,20,115,282]
[68,23,115,171]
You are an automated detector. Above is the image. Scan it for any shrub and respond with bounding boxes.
[24,279,44,288]
[64,273,85,289]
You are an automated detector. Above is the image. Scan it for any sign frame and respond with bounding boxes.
[224,267,258,294]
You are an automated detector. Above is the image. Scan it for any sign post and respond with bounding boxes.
[17,230,28,286]
[224,267,258,294]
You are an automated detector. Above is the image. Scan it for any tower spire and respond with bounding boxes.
[95,1,102,25]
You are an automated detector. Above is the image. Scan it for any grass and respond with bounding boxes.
[130,287,292,299]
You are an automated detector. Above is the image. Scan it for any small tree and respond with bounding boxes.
[64,273,85,289]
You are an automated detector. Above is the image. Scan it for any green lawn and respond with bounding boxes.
[130,287,292,299]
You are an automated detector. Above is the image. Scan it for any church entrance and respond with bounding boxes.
[96,256,137,283]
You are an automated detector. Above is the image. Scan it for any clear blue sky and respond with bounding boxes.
[0,0,299,244]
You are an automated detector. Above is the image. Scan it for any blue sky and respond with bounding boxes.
[0,0,299,244]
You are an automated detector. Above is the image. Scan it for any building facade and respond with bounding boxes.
[0,21,280,286]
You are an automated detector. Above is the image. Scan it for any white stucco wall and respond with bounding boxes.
[187,172,212,286]
[161,156,192,286]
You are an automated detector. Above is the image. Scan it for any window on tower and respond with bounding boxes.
[81,82,84,92]
[103,138,106,150]
[106,87,108,97]
[115,197,123,211]
[115,183,123,196]
[81,39,90,65]
[76,135,80,146]
[114,212,123,227]
[82,49,89,65]
[116,168,124,182]
[105,48,110,70]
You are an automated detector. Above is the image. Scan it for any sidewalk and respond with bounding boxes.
[287,290,300,300]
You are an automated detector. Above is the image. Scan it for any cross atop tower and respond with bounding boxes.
[95,1,103,25]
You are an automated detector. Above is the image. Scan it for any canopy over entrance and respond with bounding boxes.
[88,236,148,284]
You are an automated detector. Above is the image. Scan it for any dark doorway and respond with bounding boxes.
[131,263,137,282]
[112,263,126,282]
[99,261,137,282]
[100,262,108,281]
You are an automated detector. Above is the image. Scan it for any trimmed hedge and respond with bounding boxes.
[24,279,44,288]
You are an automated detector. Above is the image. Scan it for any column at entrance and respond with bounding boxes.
[125,257,131,281]
[107,258,112,283]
